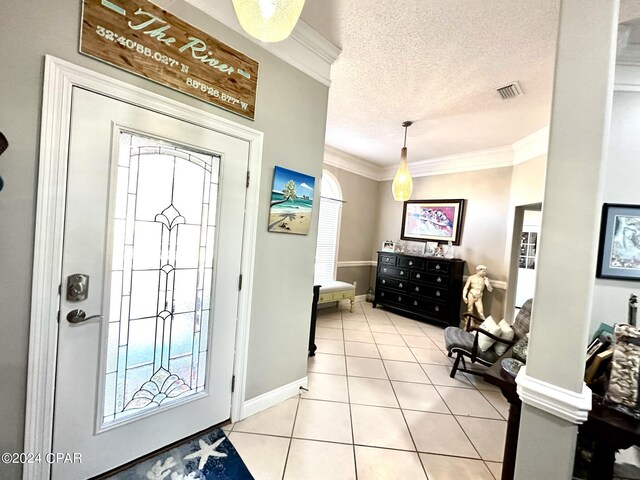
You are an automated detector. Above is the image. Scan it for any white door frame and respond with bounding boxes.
[24,55,263,480]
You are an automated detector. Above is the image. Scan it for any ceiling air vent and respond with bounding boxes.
[497,81,523,100]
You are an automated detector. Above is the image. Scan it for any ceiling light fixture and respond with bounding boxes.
[232,0,306,43]
[392,121,413,202]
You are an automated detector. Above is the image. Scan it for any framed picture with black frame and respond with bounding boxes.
[596,203,640,281]
[400,199,466,245]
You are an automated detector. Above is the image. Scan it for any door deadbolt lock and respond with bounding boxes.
[67,273,89,302]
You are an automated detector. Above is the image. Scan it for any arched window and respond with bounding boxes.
[314,170,343,285]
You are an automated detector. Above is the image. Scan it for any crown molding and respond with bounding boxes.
[326,127,550,181]
[324,145,384,181]
[380,146,514,180]
[183,0,341,87]
[516,366,592,424]
[512,127,550,165]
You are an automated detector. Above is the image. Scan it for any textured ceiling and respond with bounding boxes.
[300,0,640,167]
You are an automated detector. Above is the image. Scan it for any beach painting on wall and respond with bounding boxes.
[268,166,315,235]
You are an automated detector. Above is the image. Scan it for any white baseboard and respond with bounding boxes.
[355,294,367,302]
[239,376,307,420]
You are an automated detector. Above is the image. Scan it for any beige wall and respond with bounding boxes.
[0,0,328,472]
[324,164,379,295]
[510,155,547,207]
[376,167,513,319]
[503,154,547,318]
[324,165,379,262]
[591,90,640,335]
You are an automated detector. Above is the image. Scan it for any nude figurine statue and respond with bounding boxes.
[462,265,493,318]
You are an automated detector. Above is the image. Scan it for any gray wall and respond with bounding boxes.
[375,167,513,319]
[591,91,640,334]
[0,0,328,473]
[324,164,380,295]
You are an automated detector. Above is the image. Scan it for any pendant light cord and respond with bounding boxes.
[403,126,408,148]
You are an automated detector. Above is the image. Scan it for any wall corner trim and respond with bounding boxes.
[183,0,341,87]
[240,376,308,420]
[515,366,592,424]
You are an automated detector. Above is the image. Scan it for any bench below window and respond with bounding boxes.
[318,281,356,312]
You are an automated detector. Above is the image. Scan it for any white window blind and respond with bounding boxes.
[314,172,342,286]
[314,197,341,285]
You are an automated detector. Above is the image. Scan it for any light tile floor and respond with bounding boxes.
[224,300,507,480]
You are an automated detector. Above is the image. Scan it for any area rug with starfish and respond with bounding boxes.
[104,428,253,480]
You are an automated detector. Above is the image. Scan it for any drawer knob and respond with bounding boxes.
[436,264,441,270]
[400,271,404,275]
[383,268,387,272]
[381,292,385,297]
[435,306,440,312]
[382,280,386,284]
[398,296,402,302]
[437,277,442,283]
[409,261,413,266]
[416,274,421,279]
[413,301,418,306]
[415,287,419,292]
[436,291,441,297]
[399,283,403,288]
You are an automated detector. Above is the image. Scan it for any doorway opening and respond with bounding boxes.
[506,203,542,320]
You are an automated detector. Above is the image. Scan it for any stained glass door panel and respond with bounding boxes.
[53,88,249,480]
[103,132,220,425]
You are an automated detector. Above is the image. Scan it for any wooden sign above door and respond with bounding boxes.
[80,0,259,120]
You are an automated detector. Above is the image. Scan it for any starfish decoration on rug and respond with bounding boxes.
[183,437,227,470]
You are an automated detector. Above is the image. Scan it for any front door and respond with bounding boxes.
[51,87,249,479]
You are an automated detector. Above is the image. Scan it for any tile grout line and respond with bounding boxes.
[280,395,301,480]
[342,306,359,480]
[368,306,433,479]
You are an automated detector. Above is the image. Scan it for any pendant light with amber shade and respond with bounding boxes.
[392,121,414,201]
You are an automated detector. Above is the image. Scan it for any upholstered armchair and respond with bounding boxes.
[444,299,533,378]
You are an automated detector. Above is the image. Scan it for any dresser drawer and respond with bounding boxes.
[377,288,409,306]
[397,256,425,270]
[427,260,450,274]
[404,297,446,317]
[378,277,408,291]
[410,271,448,286]
[379,254,396,266]
[379,265,409,279]
[409,283,448,300]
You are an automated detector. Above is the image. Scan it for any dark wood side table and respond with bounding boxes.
[483,351,521,480]
[483,352,640,480]
[581,400,640,479]
[309,285,320,357]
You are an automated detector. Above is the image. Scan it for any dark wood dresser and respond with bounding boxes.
[373,251,465,327]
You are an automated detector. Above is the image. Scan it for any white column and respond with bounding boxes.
[514,1,619,478]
